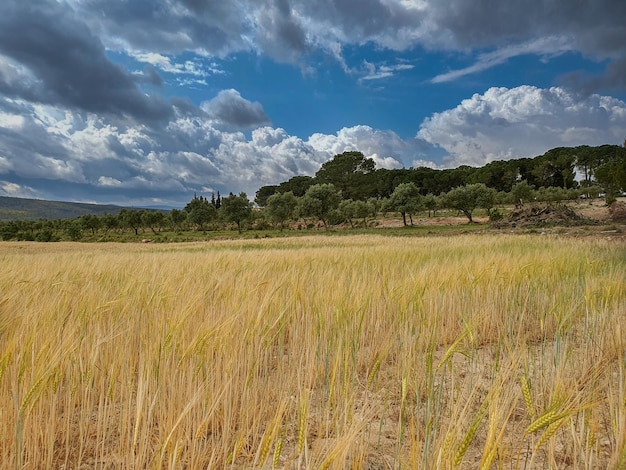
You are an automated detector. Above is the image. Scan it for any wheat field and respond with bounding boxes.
[0,234,625,469]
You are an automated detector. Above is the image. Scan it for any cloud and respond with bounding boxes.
[0,181,40,198]
[0,0,173,122]
[0,93,407,205]
[417,85,626,167]
[54,0,626,88]
[201,89,271,130]
[431,36,574,84]
[360,61,415,81]
[307,126,410,169]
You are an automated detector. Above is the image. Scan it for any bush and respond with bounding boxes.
[489,208,504,222]
[608,201,626,221]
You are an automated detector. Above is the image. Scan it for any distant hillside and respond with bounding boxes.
[0,196,125,221]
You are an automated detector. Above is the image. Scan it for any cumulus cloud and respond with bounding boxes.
[201,89,271,130]
[0,94,412,205]
[417,86,626,167]
[308,126,407,169]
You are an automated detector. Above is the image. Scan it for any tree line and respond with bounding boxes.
[0,144,624,240]
[0,192,254,241]
[255,144,626,206]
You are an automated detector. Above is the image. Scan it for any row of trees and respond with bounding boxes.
[255,145,626,206]
[0,192,254,241]
[264,179,603,228]
[0,179,601,241]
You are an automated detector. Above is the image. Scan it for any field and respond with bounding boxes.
[0,234,625,469]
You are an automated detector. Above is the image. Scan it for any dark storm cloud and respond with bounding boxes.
[428,0,626,92]
[76,0,247,56]
[256,0,309,61]
[560,57,626,95]
[134,66,164,88]
[0,0,172,121]
[430,0,626,53]
[302,0,423,40]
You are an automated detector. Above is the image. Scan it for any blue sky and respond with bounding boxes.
[0,0,625,208]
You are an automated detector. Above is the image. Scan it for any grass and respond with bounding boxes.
[0,234,625,468]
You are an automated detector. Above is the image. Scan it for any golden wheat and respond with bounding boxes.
[0,235,624,468]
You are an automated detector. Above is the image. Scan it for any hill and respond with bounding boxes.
[0,196,124,221]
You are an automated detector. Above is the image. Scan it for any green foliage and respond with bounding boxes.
[423,194,439,217]
[338,199,369,227]
[118,209,142,235]
[511,181,536,207]
[65,221,83,241]
[444,183,494,223]
[169,209,187,231]
[188,204,216,231]
[387,182,422,226]
[141,210,165,234]
[221,192,254,232]
[255,185,279,207]
[298,183,341,228]
[266,191,298,229]
[315,151,376,200]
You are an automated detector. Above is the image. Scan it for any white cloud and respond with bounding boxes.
[360,61,415,81]
[0,181,40,198]
[431,36,574,83]
[131,52,224,79]
[307,125,406,169]
[417,85,626,167]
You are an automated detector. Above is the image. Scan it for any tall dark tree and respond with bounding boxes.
[255,185,280,207]
[315,151,376,200]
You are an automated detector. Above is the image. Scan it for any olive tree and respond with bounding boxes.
[386,182,422,226]
[298,183,341,229]
[221,192,254,233]
[266,191,298,229]
[444,183,494,223]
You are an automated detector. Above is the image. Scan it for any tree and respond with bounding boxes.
[188,204,216,231]
[80,214,101,235]
[511,181,535,207]
[298,183,341,229]
[265,191,298,229]
[119,209,142,235]
[477,186,498,217]
[593,146,626,202]
[141,210,165,234]
[338,199,370,227]
[315,151,376,200]
[101,213,119,234]
[221,192,253,232]
[255,185,279,207]
[423,194,439,217]
[387,182,422,226]
[169,209,187,231]
[444,183,493,223]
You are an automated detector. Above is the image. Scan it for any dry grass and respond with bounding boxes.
[0,234,625,469]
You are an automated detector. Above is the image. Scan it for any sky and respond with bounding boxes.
[0,0,625,208]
